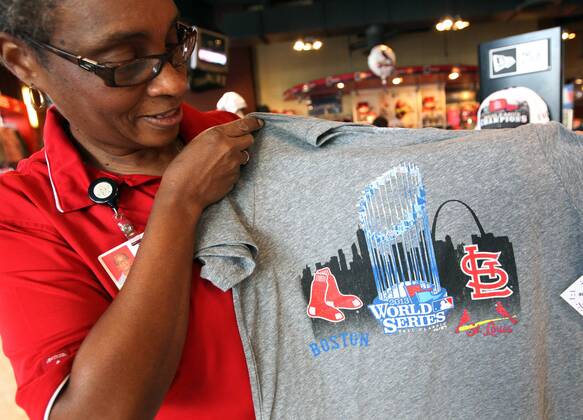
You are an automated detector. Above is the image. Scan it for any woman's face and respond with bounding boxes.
[32,0,188,151]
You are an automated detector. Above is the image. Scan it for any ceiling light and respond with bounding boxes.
[337,82,345,89]
[293,40,304,51]
[448,67,460,80]
[454,19,470,30]
[293,38,323,52]
[562,31,576,41]
[575,78,583,85]
[442,18,453,31]
[392,77,403,85]
[436,16,469,32]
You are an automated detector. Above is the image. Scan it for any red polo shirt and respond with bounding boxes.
[0,104,255,420]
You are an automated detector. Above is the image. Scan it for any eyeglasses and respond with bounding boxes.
[25,22,197,87]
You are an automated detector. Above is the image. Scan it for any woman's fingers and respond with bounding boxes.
[232,133,254,151]
[221,117,264,138]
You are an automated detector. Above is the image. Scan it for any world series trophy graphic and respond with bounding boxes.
[359,163,454,335]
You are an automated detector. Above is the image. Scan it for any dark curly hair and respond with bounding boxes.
[0,0,59,59]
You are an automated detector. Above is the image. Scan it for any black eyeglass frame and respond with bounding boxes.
[24,22,197,87]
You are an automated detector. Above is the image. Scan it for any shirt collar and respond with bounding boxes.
[44,103,231,213]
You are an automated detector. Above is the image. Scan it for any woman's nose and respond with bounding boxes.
[146,61,188,98]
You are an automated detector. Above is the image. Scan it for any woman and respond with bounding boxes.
[0,0,261,419]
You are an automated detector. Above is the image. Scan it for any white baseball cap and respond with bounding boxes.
[476,86,550,130]
[217,91,248,116]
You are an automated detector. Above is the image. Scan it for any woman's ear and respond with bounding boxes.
[0,33,41,86]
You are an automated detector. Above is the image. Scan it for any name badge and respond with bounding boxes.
[98,233,144,290]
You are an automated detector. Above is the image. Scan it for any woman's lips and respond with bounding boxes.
[141,107,182,128]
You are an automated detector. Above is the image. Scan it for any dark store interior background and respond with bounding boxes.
[1,0,583,135]
[176,0,583,119]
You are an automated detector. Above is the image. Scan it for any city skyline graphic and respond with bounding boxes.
[300,203,521,339]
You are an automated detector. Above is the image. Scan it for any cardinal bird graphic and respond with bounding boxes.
[456,309,472,333]
[495,301,518,325]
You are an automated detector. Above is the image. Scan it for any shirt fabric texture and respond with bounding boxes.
[193,113,583,419]
[0,104,255,420]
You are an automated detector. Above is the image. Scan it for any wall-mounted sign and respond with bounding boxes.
[188,27,229,92]
[488,39,549,79]
[189,27,229,74]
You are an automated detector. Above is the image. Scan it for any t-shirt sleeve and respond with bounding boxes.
[0,221,109,420]
[538,123,583,215]
[195,196,258,292]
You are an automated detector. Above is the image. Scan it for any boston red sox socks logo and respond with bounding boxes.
[307,267,363,323]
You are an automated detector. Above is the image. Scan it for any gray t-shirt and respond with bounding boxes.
[195,114,583,420]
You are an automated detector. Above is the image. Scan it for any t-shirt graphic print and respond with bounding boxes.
[301,162,521,344]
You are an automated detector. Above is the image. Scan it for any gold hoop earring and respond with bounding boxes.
[28,87,47,110]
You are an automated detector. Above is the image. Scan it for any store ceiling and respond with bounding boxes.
[176,0,583,44]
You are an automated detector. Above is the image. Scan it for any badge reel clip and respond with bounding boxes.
[89,178,138,239]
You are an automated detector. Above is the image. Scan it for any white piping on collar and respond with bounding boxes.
[44,149,65,214]
[43,375,69,420]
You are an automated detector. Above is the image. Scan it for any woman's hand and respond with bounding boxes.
[160,116,263,214]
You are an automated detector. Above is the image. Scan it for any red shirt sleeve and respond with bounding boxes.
[0,220,109,420]
[179,105,239,140]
